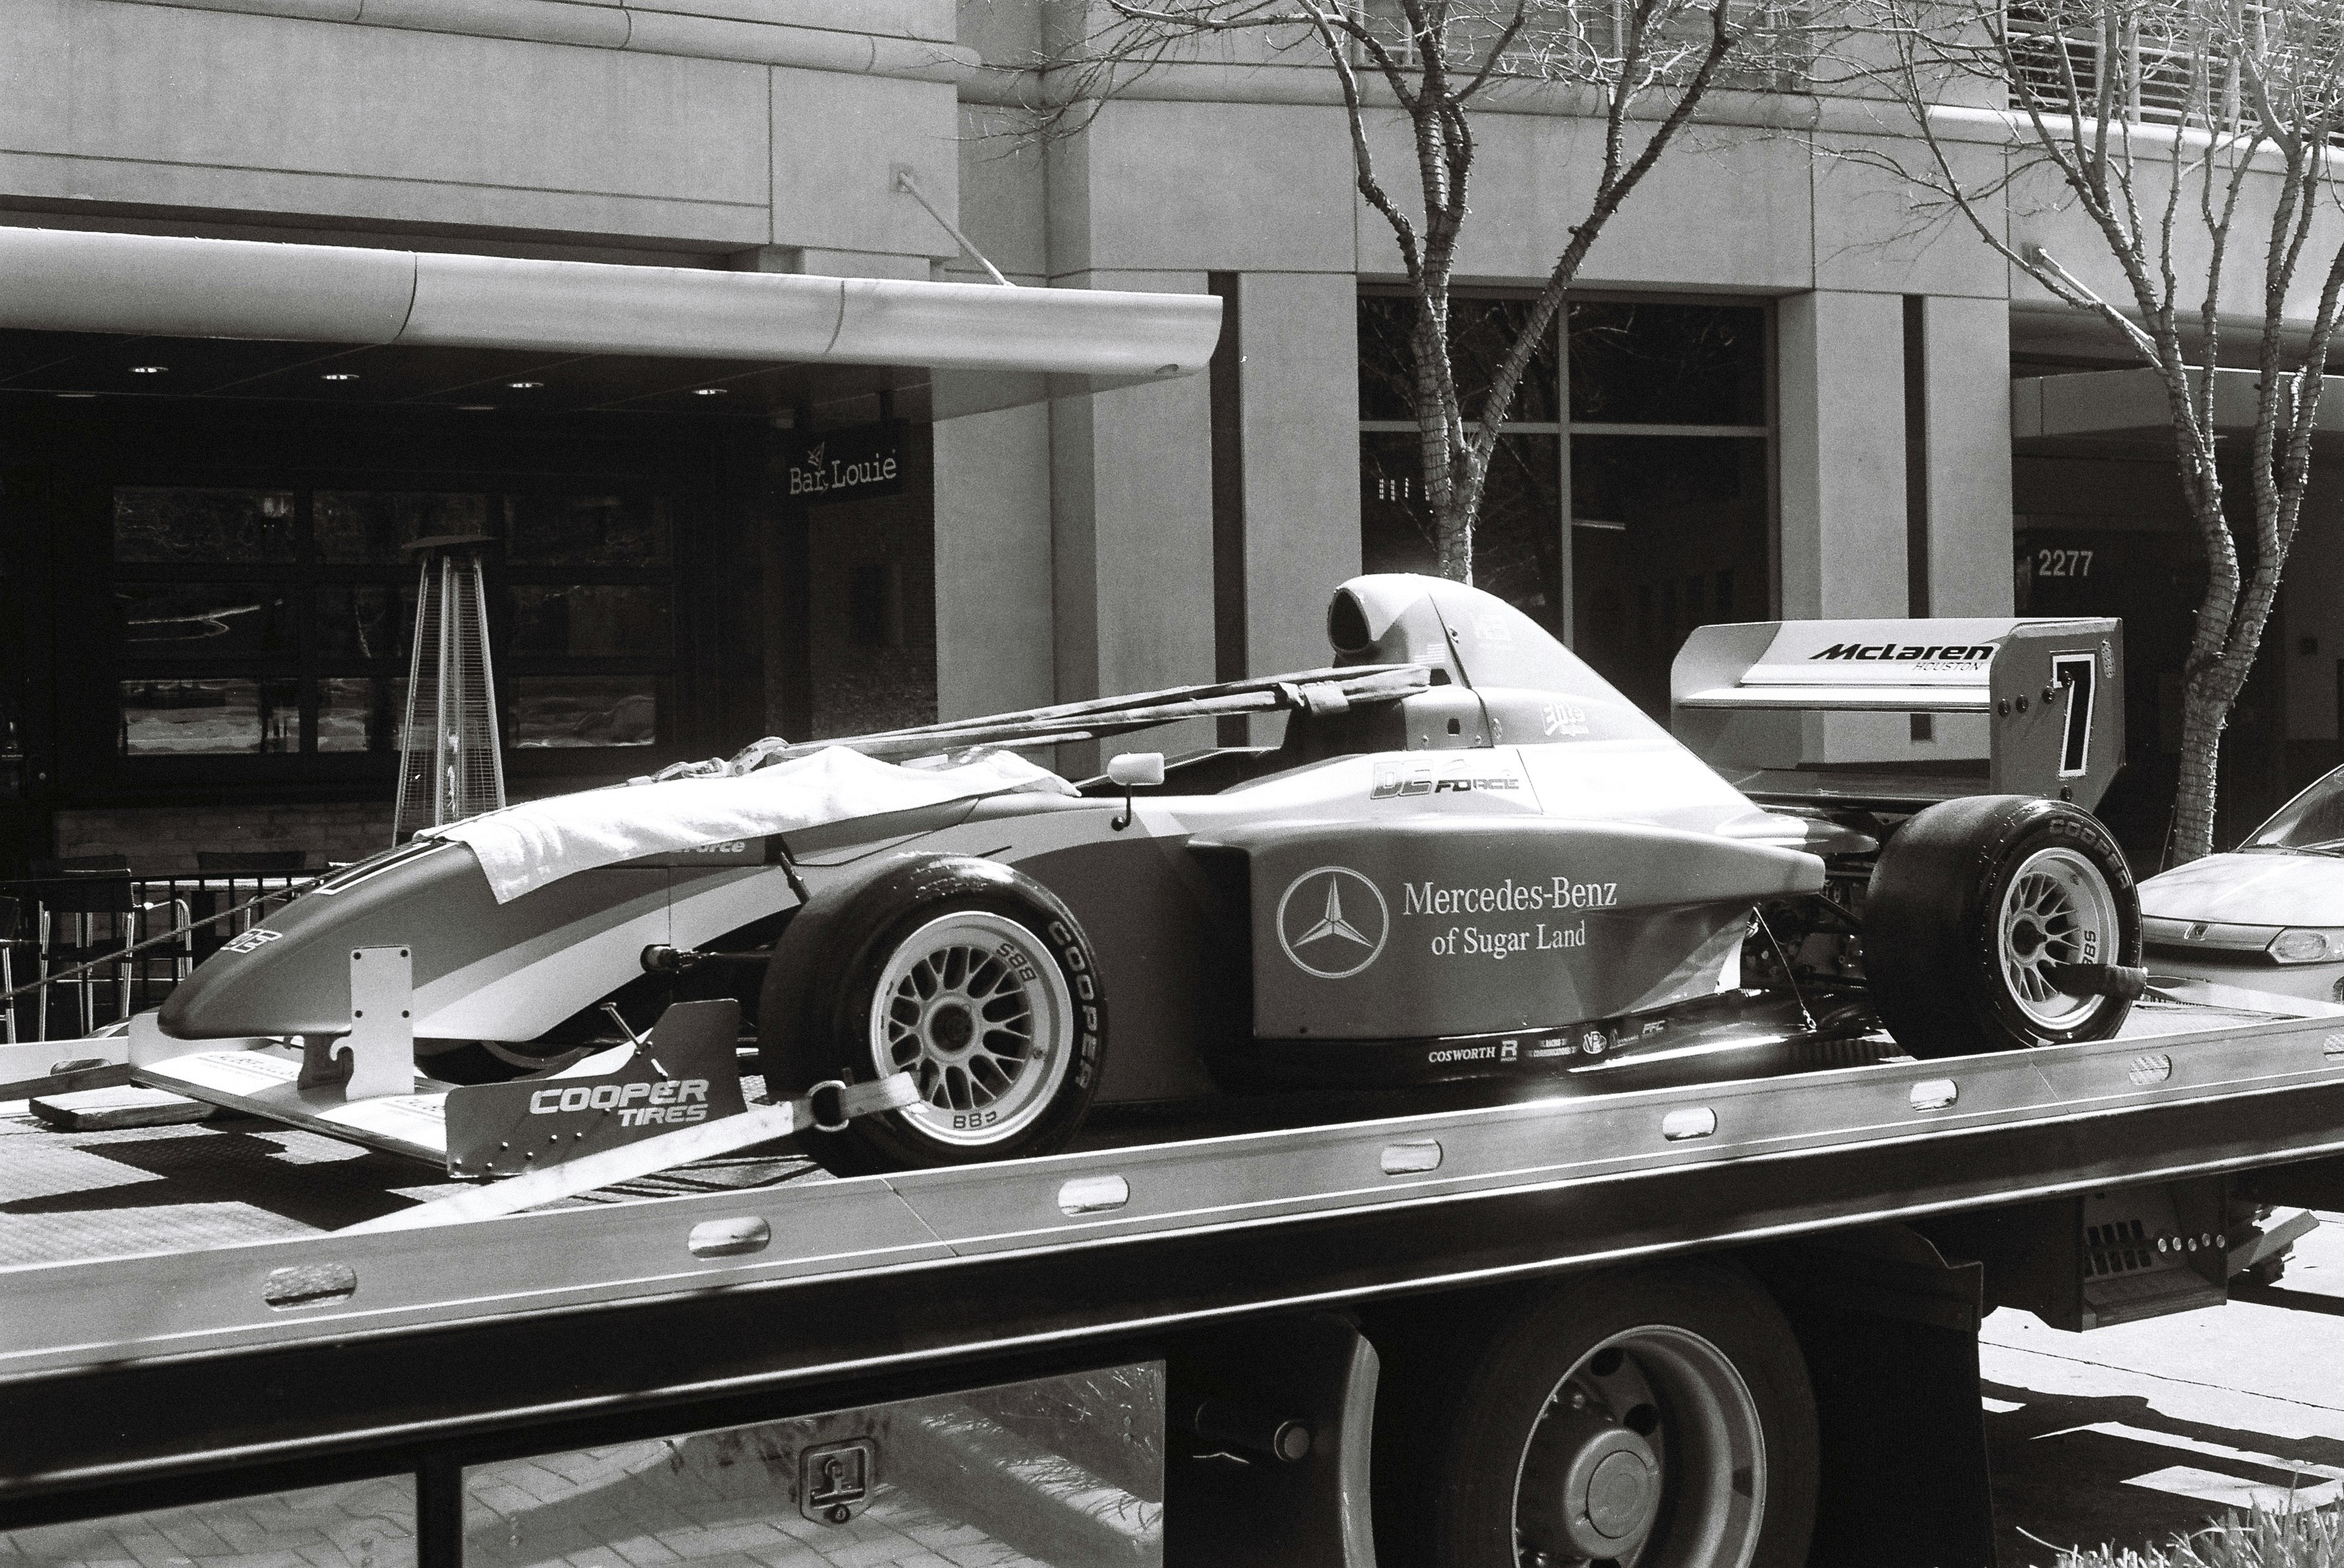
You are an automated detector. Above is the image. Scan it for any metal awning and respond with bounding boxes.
[0,226,1221,421]
[2013,366,2344,455]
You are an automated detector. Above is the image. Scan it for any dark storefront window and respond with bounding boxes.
[1358,293,1773,716]
[110,486,676,768]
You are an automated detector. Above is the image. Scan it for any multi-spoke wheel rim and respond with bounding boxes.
[867,911,1074,1147]
[1997,846,2120,1030]
[1510,1326,1766,1568]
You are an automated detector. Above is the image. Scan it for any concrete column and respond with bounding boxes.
[1777,290,1909,620]
[1778,290,1916,762]
[1920,295,2016,616]
[933,402,1054,722]
[1051,272,1218,767]
[1240,271,1363,683]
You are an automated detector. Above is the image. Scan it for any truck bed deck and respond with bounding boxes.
[5,988,2342,1506]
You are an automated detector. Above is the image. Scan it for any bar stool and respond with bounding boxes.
[0,896,23,1045]
[32,856,140,1040]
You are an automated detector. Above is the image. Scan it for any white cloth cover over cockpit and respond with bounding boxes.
[424,747,1076,903]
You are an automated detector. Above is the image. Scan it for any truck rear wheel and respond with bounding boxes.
[1381,1262,1817,1568]
[1867,795,2140,1059]
[759,854,1106,1176]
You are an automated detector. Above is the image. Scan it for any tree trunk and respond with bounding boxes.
[2170,676,2227,866]
[1435,503,1471,581]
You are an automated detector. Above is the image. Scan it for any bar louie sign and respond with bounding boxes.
[777,423,905,506]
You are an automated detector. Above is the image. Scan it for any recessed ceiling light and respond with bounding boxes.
[55,391,96,400]
[506,380,543,390]
[457,403,495,411]
[321,372,360,382]
[692,387,728,396]
[129,365,167,374]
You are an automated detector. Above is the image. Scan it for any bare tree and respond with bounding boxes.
[1843,0,2344,863]
[1024,0,1792,582]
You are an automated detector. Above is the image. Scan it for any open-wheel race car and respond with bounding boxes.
[147,574,2142,1181]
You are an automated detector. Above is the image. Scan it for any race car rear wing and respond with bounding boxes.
[1671,617,2124,812]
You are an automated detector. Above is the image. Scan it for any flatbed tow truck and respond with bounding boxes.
[5,600,2343,1568]
[2,983,2341,1568]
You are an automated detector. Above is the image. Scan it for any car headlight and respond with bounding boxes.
[2270,927,2344,962]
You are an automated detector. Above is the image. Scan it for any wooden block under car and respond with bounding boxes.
[1,1059,135,1101]
[30,1085,216,1130]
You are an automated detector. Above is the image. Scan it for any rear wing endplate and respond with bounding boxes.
[1672,617,2124,811]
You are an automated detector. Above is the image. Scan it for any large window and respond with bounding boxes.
[111,486,676,767]
[1358,293,1772,716]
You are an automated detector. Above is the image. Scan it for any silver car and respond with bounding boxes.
[2141,766,2344,1005]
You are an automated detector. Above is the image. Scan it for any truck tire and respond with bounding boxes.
[1867,795,2140,1059]
[758,853,1106,1176]
[1378,1262,1817,1568]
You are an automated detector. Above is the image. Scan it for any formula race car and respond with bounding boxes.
[152,575,2143,1177]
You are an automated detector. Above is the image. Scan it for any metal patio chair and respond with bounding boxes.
[32,856,187,1039]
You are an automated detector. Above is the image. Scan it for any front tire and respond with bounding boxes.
[758,854,1106,1174]
[1866,794,2140,1059]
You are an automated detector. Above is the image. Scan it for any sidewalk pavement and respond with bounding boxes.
[1983,1209,2344,1565]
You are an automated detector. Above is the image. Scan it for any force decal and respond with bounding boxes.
[1276,867,1391,979]
[1433,756,1522,794]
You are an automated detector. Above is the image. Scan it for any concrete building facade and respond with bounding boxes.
[0,0,2330,872]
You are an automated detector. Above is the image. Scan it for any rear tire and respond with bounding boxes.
[1376,1262,1819,1568]
[758,854,1106,1175]
[1867,795,2140,1059]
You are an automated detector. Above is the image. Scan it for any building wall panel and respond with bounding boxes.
[0,0,771,244]
[1238,271,1360,680]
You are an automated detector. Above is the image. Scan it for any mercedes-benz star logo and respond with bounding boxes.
[1276,866,1390,980]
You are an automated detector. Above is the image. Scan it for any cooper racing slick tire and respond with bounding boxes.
[758,853,1106,1176]
[1374,1262,1819,1568]
[1866,793,2140,1059]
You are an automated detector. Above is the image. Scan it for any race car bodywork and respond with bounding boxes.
[154,574,2143,1174]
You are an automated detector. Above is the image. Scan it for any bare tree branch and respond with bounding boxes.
[1845,0,2344,863]
[1021,0,1778,585]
